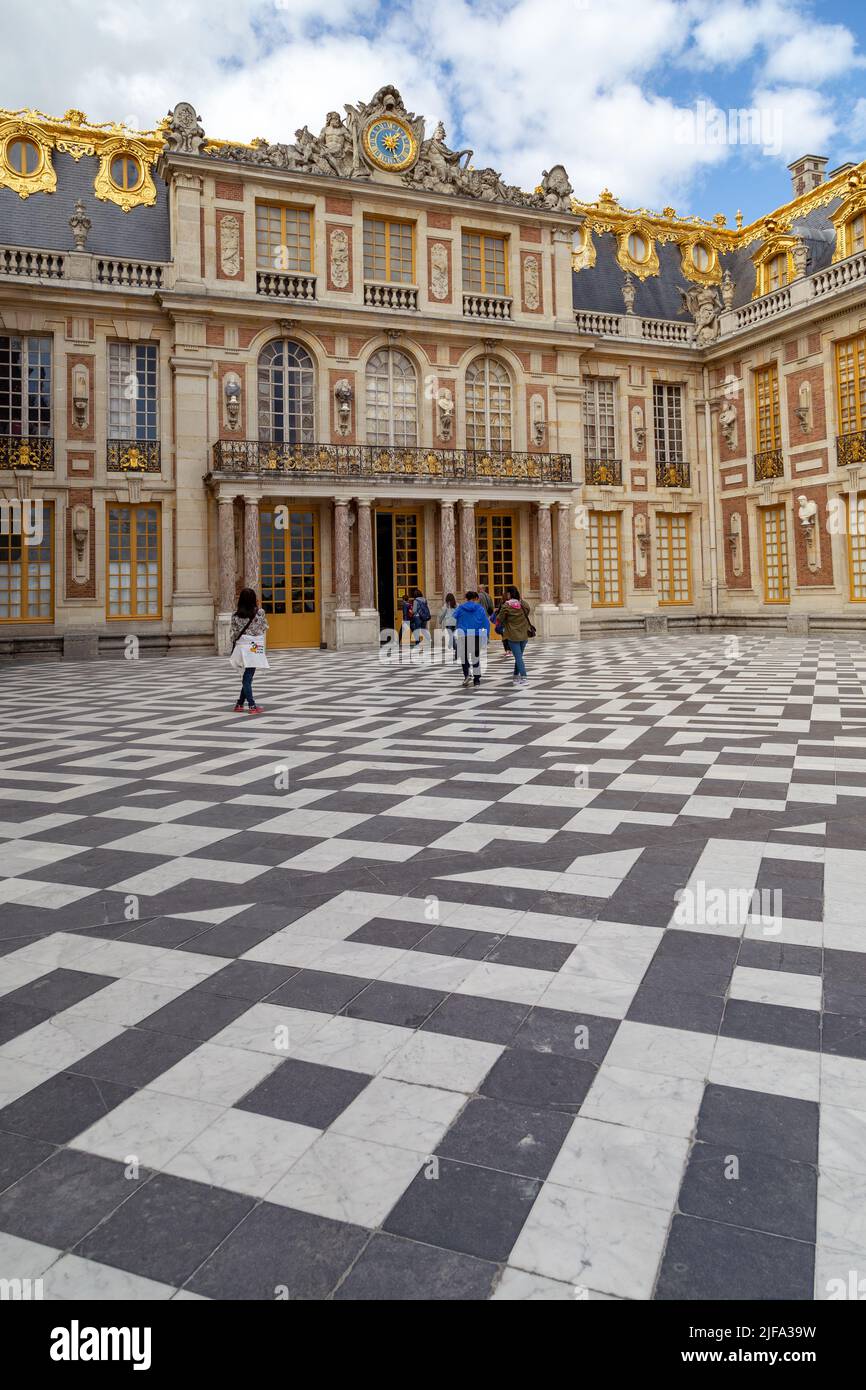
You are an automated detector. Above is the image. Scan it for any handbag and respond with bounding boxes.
[238,633,270,669]
[229,616,253,670]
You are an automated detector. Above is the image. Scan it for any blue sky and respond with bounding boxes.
[4,0,866,223]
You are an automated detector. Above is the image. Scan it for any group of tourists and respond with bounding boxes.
[228,581,534,708]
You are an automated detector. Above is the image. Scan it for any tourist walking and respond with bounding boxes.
[453,590,490,687]
[493,591,511,655]
[230,588,269,713]
[410,588,431,642]
[495,585,534,685]
[439,592,458,658]
[478,583,495,617]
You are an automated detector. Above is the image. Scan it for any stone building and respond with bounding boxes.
[1,91,866,658]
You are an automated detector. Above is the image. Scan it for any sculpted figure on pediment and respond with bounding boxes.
[406,121,473,194]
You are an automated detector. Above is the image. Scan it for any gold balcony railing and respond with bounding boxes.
[754,447,784,481]
[0,435,54,470]
[210,440,572,485]
[106,439,161,472]
[656,460,691,487]
[837,431,866,467]
[585,458,622,485]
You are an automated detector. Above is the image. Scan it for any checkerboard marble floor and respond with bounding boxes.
[2,634,866,1300]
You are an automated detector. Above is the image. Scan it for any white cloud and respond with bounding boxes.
[0,0,862,211]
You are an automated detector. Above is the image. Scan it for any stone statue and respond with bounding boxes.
[318,111,354,177]
[334,378,353,435]
[622,273,636,313]
[69,198,91,250]
[718,398,738,450]
[680,283,722,346]
[164,102,206,154]
[406,121,473,194]
[721,268,735,308]
[437,387,455,441]
[798,494,818,528]
[792,238,810,278]
[539,164,573,211]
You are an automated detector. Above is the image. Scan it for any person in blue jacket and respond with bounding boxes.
[453,590,490,687]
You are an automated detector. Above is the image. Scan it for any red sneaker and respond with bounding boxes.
[233,703,245,712]
[248,706,264,715]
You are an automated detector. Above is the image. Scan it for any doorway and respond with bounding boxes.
[375,509,423,629]
[259,505,320,647]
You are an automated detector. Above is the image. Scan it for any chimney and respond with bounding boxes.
[787,154,829,199]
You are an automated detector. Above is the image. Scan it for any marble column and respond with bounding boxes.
[243,495,260,594]
[458,499,476,593]
[555,500,573,605]
[537,502,554,605]
[334,499,352,613]
[440,500,457,598]
[217,495,236,613]
[355,497,376,614]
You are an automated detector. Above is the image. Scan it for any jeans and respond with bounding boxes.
[445,627,458,658]
[238,667,255,706]
[509,640,527,678]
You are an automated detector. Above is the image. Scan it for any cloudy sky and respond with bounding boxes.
[4,0,866,222]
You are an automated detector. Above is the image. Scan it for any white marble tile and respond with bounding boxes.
[164,1108,320,1197]
[70,1090,225,1167]
[267,1131,423,1226]
[492,1267,617,1300]
[209,1004,326,1056]
[382,1030,503,1093]
[103,823,236,856]
[0,1056,55,1108]
[509,1181,669,1298]
[0,1232,61,1280]
[580,1063,705,1139]
[821,1054,866,1113]
[61,978,186,1027]
[817,1167,866,1255]
[0,955,57,999]
[561,921,662,985]
[729,965,822,1011]
[291,1015,413,1075]
[146,1042,285,1106]
[127,950,229,989]
[382,794,492,822]
[71,939,172,979]
[547,1116,690,1210]
[378,950,478,993]
[12,932,101,970]
[331,1077,466,1153]
[453,961,551,1007]
[814,1246,866,1300]
[819,1105,866,1176]
[0,1014,121,1073]
[601,1021,716,1083]
[539,973,637,1019]
[709,1036,820,1102]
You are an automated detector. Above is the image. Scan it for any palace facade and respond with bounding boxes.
[2,88,866,659]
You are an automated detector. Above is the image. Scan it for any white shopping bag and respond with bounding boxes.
[238,633,269,669]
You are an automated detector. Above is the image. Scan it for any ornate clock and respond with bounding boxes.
[363,116,418,172]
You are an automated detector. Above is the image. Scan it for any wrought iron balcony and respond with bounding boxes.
[656,460,691,488]
[837,430,866,467]
[210,440,572,485]
[754,447,784,481]
[584,458,622,486]
[107,439,161,473]
[0,435,54,470]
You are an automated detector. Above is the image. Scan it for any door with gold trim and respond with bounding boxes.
[375,508,423,629]
[259,505,320,647]
[476,511,517,637]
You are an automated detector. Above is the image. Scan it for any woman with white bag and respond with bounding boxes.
[229,588,269,714]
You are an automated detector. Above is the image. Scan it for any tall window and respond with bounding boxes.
[107,504,160,618]
[846,213,866,257]
[848,495,866,601]
[256,203,313,273]
[0,335,51,437]
[653,383,684,463]
[465,357,512,451]
[761,504,789,604]
[657,513,691,604]
[462,231,507,296]
[0,502,52,621]
[366,348,417,447]
[587,511,622,607]
[108,343,158,440]
[766,253,789,291]
[257,340,315,444]
[754,363,781,451]
[363,217,414,284]
[836,334,866,435]
[584,378,617,461]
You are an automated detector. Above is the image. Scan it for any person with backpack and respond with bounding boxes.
[439,592,458,658]
[478,583,495,617]
[494,584,534,685]
[453,590,490,687]
[410,588,431,643]
[230,587,268,713]
[493,591,511,656]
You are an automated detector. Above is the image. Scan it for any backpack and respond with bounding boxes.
[414,598,430,623]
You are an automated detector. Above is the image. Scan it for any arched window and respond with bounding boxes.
[365,348,417,446]
[257,339,315,443]
[466,356,512,451]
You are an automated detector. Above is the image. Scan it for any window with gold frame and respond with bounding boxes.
[587,511,622,607]
[363,216,414,284]
[0,501,53,621]
[255,203,313,273]
[845,212,866,258]
[656,512,692,605]
[462,231,508,296]
[466,357,512,451]
[754,363,781,451]
[107,504,161,619]
[476,512,517,599]
[847,494,866,602]
[835,333,866,435]
[761,504,789,604]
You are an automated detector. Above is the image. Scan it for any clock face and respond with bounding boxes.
[363,116,417,172]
